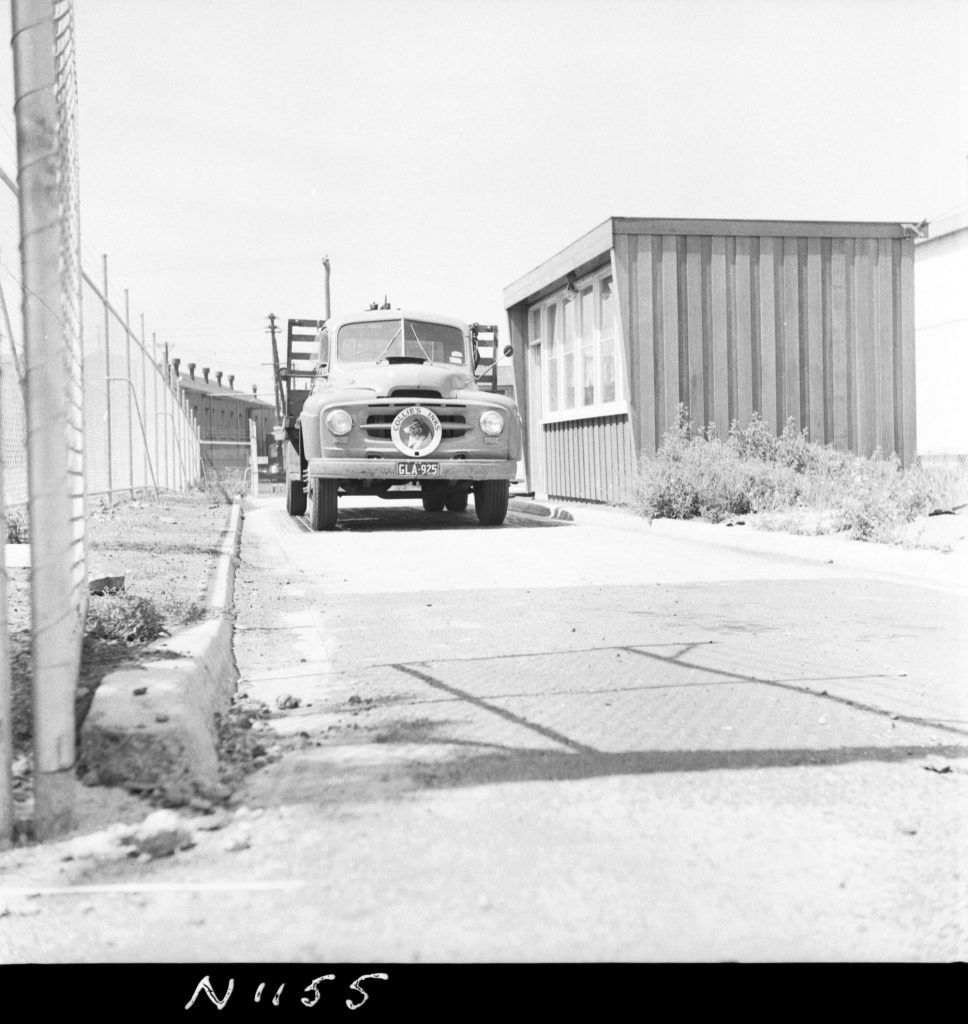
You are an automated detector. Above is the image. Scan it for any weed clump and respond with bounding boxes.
[6,506,29,543]
[86,593,205,643]
[198,467,250,504]
[629,405,965,541]
[86,594,166,643]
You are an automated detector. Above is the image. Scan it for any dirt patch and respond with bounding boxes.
[4,491,235,839]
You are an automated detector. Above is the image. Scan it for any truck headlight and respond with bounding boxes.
[325,408,353,436]
[480,410,504,436]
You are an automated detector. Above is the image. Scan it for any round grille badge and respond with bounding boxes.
[390,406,443,457]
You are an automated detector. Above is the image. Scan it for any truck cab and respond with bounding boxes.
[279,308,521,530]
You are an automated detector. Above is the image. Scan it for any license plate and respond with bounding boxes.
[397,461,440,477]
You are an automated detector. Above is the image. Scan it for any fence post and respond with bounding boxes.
[180,395,188,490]
[0,427,11,847]
[124,288,133,497]
[152,331,160,491]
[162,343,170,490]
[140,313,147,492]
[102,254,112,502]
[249,417,260,497]
[12,0,83,836]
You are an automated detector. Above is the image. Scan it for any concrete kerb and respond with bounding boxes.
[79,499,245,801]
[508,497,968,596]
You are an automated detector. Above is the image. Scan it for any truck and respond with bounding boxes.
[275,305,522,531]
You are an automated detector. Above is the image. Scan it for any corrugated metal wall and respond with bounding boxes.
[613,224,916,465]
[542,414,635,503]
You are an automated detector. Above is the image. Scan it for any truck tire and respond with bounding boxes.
[286,476,307,516]
[422,489,446,512]
[445,489,468,512]
[310,479,339,531]
[474,480,509,526]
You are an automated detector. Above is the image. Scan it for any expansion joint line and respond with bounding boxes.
[621,646,968,738]
[392,663,598,756]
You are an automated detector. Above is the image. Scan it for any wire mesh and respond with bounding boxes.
[0,0,202,838]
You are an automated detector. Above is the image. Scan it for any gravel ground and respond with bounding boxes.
[4,491,234,840]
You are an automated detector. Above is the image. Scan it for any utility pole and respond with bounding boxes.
[267,313,284,423]
[322,256,331,320]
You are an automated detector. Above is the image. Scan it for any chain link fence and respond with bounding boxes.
[0,0,202,840]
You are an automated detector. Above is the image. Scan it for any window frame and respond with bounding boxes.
[528,268,626,425]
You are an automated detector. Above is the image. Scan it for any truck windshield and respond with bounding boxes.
[337,319,466,365]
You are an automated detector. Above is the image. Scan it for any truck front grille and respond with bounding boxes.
[361,402,469,441]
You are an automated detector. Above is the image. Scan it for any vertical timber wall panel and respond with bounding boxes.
[899,240,917,463]
[758,238,779,432]
[734,237,754,427]
[805,238,825,443]
[710,237,729,431]
[609,226,915,469]
[543,415,633,502]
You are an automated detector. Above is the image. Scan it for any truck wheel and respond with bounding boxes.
[422,489,446,512]
[445,489,468,512]
[310,480,339,531]
[286,477,307,516]
[474,480,509,526]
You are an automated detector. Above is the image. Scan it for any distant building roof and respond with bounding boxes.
[917,208,968,246]
[176,372,275,409]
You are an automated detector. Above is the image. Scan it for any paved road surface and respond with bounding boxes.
[2,495,966,964]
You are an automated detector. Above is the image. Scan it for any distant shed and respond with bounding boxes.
[504,217,918,503]
[174,360,276,477]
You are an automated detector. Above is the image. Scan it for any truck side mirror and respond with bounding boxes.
[503,345,513,358]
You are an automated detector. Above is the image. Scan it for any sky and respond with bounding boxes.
[4,0,968,400]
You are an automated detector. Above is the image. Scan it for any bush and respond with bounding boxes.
[6,507,29,544]
[629,404,967,540]
[87,593,166,643]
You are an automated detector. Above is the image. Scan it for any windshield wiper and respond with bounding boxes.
[374,326,403,364]
[405,325,435,365]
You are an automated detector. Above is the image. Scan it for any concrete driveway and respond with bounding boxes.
[2,494,965,964]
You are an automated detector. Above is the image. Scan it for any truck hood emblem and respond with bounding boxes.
[390,406,443,457]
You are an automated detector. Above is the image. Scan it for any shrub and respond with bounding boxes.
[87,593,166,643]
[6,507,29,544]
[629,405,967,540]
[86,591,207,644]
[630,407,756,521]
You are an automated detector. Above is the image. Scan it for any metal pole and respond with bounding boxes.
[322,256,331,319]
[152,331,159,489]
[124,289,133,497]
[249,418,259,497]
[179,395,188,490]
[173,391,182,492]
[102,254,112,501]
[106,377,160,499]
[12,0,76,836]
[140,313,147,491]
[0,422,12,847]
[162,342,170,490]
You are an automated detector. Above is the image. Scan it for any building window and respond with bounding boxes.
[545,303,559,413]
[562,295,576,409]
[529,269,622,421]
[599,275,616,403]
[579,286,594,407]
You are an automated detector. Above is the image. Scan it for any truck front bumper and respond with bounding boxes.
[307,458,516,481]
